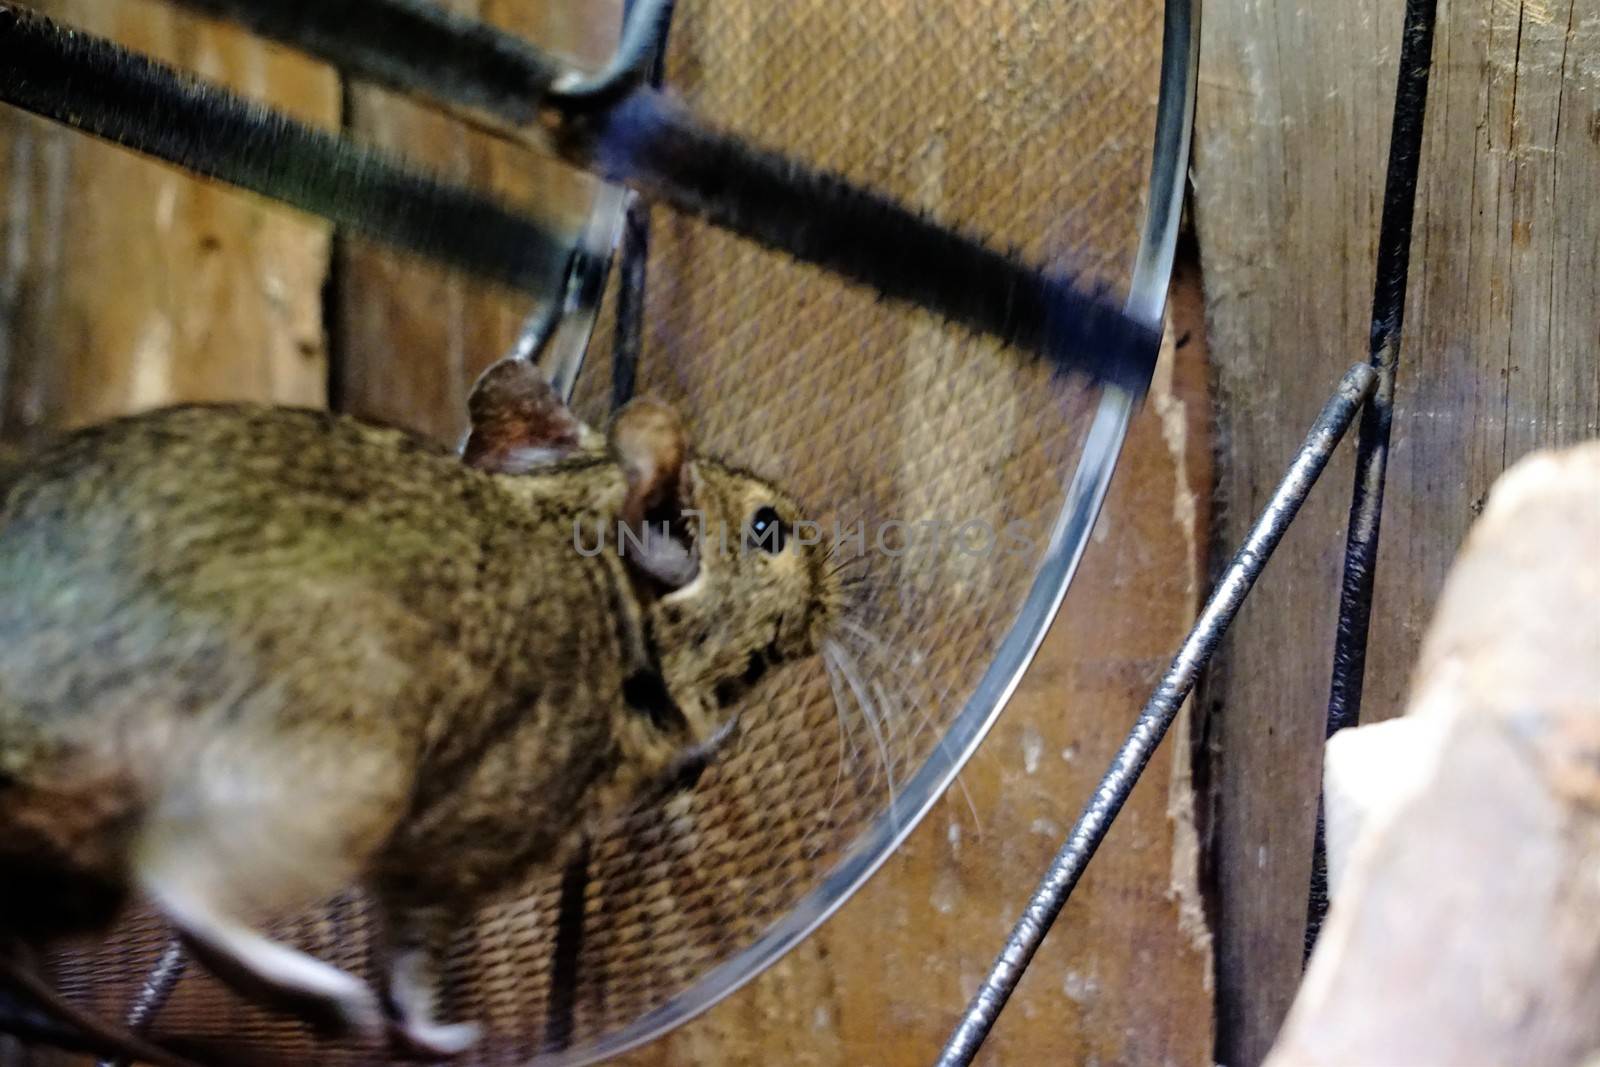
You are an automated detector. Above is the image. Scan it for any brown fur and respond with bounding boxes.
[0,392,843,1056]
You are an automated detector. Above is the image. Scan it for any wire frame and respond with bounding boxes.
[38,1,1179,1063]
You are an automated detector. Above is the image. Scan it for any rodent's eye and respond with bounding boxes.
[745,505,788,554]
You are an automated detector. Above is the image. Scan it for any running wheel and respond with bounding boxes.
[0,0,1198,1062]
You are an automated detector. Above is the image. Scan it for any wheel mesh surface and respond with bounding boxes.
[42,0,1163,1062]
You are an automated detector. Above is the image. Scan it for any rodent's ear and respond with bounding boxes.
[460,358,591,473]
[611,398,698,590]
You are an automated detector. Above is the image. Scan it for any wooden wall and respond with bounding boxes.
[1194,0,1600,1063]
[4,0,1596,1063]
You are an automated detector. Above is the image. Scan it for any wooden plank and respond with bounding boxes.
[1366,0,1600,711]
[0,0,338,444]
[1194,0,1600,1062]
[1192,3,1398,1059]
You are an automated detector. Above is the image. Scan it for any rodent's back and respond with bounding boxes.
[0,405,630,926]
[0,406,531,728]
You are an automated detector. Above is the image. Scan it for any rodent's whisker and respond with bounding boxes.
[819,643,870,831]
[839,624,936,750]
[868,677,909,834]
[836,574,883,618]
[832,620,908,748]
[836,621,983,837]
[820,644,864,828]
[837,618,900,666]
[880,667,984,838]
[821,643,865,767]
[828,641,897,817]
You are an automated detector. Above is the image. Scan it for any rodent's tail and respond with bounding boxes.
[0,945,206,1067]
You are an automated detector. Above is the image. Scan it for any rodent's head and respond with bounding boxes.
[463,360,844,734]
[602,397,845,725]
[645,458,846,714]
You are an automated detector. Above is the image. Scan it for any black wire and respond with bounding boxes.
[1305,0,1439,958]
[176,0,560,124]
[570,90,1161,394]
[541,837,592,1054]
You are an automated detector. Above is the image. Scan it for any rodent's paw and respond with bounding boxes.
[389,1017,483,1061]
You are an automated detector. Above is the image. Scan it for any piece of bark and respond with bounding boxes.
[1268,440,1600,1067]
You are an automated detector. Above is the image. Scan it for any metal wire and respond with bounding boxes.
[1305,0,1439,958]
[549,0,676,109]
[535,183,632,401]
[937,362,1379,1067]
[611,0,676,412]
[540,837,592,1055]
[98,939,188,1067]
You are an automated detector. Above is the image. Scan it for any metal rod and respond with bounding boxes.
[1305,0,1439,957]
[537,183,631,401]
[0,996,94,1056]
[612,0,675,411]
[0,3,574,300]
[99,939,188,1067]
[613,196,649,410]
[160,0,1163,395]
[937,362,1379,1067]
[551,0,676,109]
[500,0,676,407]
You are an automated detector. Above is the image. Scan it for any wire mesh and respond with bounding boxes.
[33,0,1166,1062]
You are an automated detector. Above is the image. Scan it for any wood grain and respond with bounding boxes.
[1194,0,1600,1062]
[0,0,337,444]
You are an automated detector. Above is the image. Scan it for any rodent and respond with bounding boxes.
[0,357,845,1061]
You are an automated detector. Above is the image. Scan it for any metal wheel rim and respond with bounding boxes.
[546,1,1199,1061]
